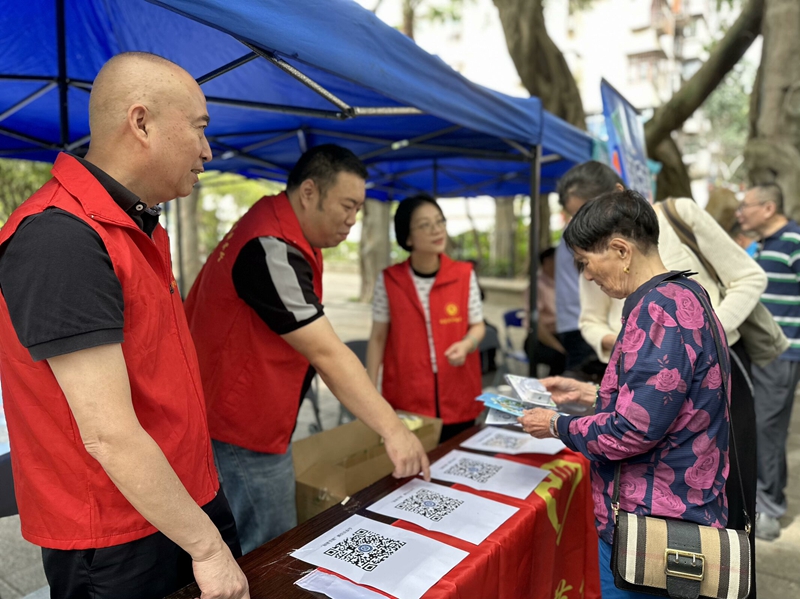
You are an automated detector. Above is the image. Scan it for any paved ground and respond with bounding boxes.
[1,270,799,598]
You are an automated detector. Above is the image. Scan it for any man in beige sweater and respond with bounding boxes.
[558,161,766,598]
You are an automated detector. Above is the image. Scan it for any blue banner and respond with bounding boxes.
[601,79,653,202]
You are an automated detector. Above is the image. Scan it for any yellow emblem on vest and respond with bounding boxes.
[445,303,459,316]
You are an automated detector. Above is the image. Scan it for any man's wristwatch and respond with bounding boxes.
[548,413,560,438]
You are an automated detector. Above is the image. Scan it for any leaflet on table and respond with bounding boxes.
[484,408,522,427]
[429,449,549,499]
[367,479,518,545]
[295,569,387,599]
[504,375,556,407]
[290,514,468,599]
[460,427,565,456]
[476,393,536,417]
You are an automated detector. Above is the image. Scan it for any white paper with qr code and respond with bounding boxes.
[366,479,518,545]
[460,427,566,456]
[290,515,467,599]
[429,450,549,498]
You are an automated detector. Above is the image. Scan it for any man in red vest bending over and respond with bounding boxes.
[185,145,431,554]
[0,54,247,599]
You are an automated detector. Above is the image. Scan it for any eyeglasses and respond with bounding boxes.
[412,217,447,233]
[736,201,766,213]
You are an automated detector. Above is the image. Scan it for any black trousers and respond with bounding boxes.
[727,340,757,599]
[42,489,241,599]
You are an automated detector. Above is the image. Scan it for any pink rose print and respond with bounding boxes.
[622,326,646,353]
[685,343,697,368]
[650,323,665,348]
[702,364,722,390]
[652,462,686,517]
[685,435,720,491]
[573,412,611,437]
[620,401,651,432]
[648,303,677,327]
[599,367,617,409]
[645,368,687,393]
[619,464,648,511]
[598,431,648,460]
[674,289,706,330]
[669,400,712,436]
[687,488,705,506]
[593,474,608,529]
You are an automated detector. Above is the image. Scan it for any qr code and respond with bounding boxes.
[484,433,527,450]
[324,528,406,571]
[445,458,502,483]
[395,489,464,522]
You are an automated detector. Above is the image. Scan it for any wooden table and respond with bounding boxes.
[167,426,601,599]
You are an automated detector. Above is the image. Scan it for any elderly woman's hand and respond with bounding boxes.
[518,408,558,438]
[540,376,597,408]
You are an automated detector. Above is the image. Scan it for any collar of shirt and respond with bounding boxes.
[73,156,159,236]
[621,270,692,320]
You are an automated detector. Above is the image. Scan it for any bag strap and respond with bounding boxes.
[660,198,724,287]
[612,278,751,536]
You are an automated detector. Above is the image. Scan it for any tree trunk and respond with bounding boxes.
[492,197,515,276]
[492,0,586,129]
[644,0,765,152]
[359,199,392,303]
[178,188,202,295]
[652,136,694,201]
[402,0,417,39]
[745,0,800,220]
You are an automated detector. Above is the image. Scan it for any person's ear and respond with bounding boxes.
[615,183,625,192]
[298,179,318,210]
[128,104,149,147]
[607,237,631,261]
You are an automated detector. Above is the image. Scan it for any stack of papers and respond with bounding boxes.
[460,427,565,456]
[504,375,555,406]
[484,408,522,427]
[429,450,549,499]
[367,479,519,545]
[291,515,467,599]
[476,393,538,418]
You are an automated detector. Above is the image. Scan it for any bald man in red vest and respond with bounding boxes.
[0,53,247,599]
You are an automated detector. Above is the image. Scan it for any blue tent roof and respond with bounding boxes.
[0,0,593,198]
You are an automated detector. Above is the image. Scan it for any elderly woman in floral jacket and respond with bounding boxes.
[520,190,731,599]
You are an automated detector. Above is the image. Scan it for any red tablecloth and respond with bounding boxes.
[321,449,602,599]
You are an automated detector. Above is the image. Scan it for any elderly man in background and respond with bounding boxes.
[737,183,800,541]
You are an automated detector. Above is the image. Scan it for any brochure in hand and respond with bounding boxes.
[475,393,536,418]
[504,375,556,408]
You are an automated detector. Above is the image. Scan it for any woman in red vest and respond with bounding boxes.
[367,194,486,442]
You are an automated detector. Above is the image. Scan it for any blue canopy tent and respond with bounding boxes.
[0,0,593,383]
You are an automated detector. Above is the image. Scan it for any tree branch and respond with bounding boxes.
[644,0,764,154]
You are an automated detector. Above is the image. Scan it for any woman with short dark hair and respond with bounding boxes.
[366,194,486,443]
[520,190,732,599]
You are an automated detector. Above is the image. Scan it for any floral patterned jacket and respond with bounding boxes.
[556,272,731,544]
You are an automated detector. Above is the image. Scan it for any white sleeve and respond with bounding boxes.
[372,272,390,323]
[674,198,767,336]
[468,270,484,325]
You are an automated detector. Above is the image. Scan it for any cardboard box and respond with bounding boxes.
[293,412,442,523]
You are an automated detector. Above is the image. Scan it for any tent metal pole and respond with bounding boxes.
[0,82,57,124]
[243,42,353,113]
[0,125,59,150]
[196,52,259,85]
[56,0,69,148]
[204,96,345,119]
[527,145,542,375]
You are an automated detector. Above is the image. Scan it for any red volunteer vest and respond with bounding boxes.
[381,256,483,424]
[184,193,323,454]
[0,154,218,550]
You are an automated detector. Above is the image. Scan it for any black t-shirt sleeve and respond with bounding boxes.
[232,236,324,335]
[0,208,125,361]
